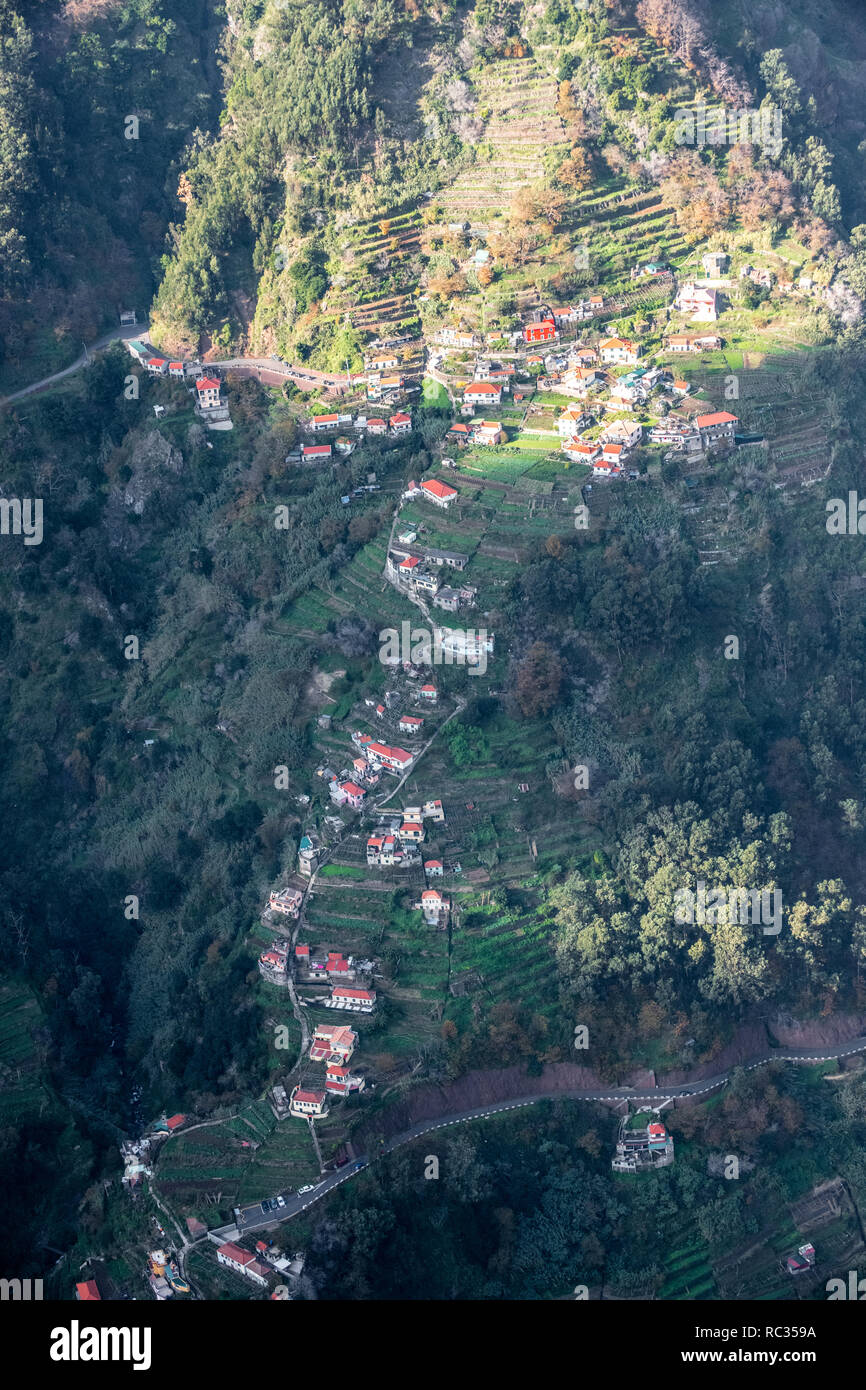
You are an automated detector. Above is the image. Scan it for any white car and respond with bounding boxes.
[297,1184,315,1195]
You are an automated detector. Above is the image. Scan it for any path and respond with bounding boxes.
[229,1035,866,1235]
[0,321,151,404]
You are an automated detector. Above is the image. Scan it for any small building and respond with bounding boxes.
[147,357,169,375]
[463,381,502,407]
[217,1243,271,1288]
[366,833,403,866]
[328,985,377,1013]
[168,361,185,378]
[76,1280,101,1302]
[422,799,445,822]
[599,337,640,365]
[417,888,450,926]
[398,820,425,844]
[390,412,412,434]
[523,317,557,345]
[783,1243,816,1275]
[195,375,221,407]
[340,780,367,810]
[399,714,424,734]
[674,283,717,321]
[289,1087,329,1119]
[424,859,444,877]
[702,250,729,276]
[325,1063,365,1095]
[367,418,387,435]
[309,1023,357,1063]
[664,332,722,353]
[473,420,506,447]
[695,410,738,448]
[302,444,332,460]
[420,478,458,509]
[418,684,438,703]
[269,887,303,918]
[366,742,414,774]
[310,413,340,432]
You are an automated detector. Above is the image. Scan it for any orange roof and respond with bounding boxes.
[464,381,500,394]
[76,1280,101,1301]
[696,411,738,427]
[196,377,220,390]
[165,1113,186,1130]
[421,478,458,501]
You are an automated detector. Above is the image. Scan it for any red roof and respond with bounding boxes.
[448,423,470,434]
[293,1089,325,1104]
[696,411,738,427]
[313,413,339,423]
[400,715,423,725]
[326,1064,350,1077]
[256,1240,269,1252]
[76,1280,101,1301]
[196,377,220,390]
[421,478,458,501]
[464,381,500,395]
[390,412,411,425]
[367,418,386,427]
[333,987,374,1000]
[303,444,332,455]
[218,1242,254,1264]
[420,683,437,692]
[165,1113,186,1130]
[425,859,443,869]
[169,361,183,370]
[400,556,421,569]
[296,944,310,957]
[341,781,367,798]
[648,1123,666,1137]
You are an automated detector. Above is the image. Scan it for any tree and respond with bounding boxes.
[514,642,563,718]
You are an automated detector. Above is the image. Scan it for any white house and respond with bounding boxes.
[674,283,718,321]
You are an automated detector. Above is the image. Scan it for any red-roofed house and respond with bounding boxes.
[399,714,424,734]
[329,985,377,1012]
[296,943,310,959]
[601,442,625,465]
[310,1023,357,1062]
[217,1243,271,1287]
[367,418,387,435]
[398,820,425,844]
[76,1280,101,1301]
[424,859,444,876]
[417,888,450,925]
[563,440,601,464]
[463,381,502,406]
[290,1087,329,1118]
[310,413,340,432]
[418,683,438,703]
[421,478,458,508]
[447,423,471,442]
[325,1062,365,1095]
[696,411,738,446]
[165,1113,186,1131]
[302,444,332,460]
[169,362,184,378]
[593,459,624,477]
[340,781,367,809]
[147,357,168,375]
[195,377,221,406]
[390,412,412,433]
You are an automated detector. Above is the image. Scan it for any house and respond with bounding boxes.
[367,353,399,371]
[563,440,601,464]
[366,833,403,866]
[473,420,506,446]
[593,458,624,478]
[783,1243,816,1275]
[328,985,377,1012]
[523,316,557,344]
[649,420,698,448]
[601,442,626,466]
[289,1087,329,1118]
[378,374,404,394]
[76,1280,101,1301]
[674,283,717,321]
[296,943,310,961]
[168,361,184,378]
[602,420,643,451]
[664,332,722,353]
[310,1023,357,1063]
[418,684,438,704]
[417,888,450,925]
[447,423,471,444]
[334,436,354,455]
[423,798,445,821]
[611,1116,675,1173]
[702,250,729,276]
[589,293,604,309]
[420,546,468,570]
[340,780,367,810]
[463,381,502,407]
[298,833,320,876]
[302,444,332,460]
[399,715,424,734]
[367,418,387,435]
[398,820,425,844]
[433,585,460,612]
[310,413,340,432]
[420,478,458,508]
[325,1063,365,1095]
[366,742,414,774]
[696,410,738,447]
[147,357,169,375]
[424,859,444,877]
[671,379,690,395]
[558,407,592,436]
[195,376,221,407]
[390,412,412,434]
[599,337,640,365]
[434,327,482,349]
[269,887,303,918]
[259,944,289,979]
[217,1243,271,1287]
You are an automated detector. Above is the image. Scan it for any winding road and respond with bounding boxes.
[226,1034,866,1236]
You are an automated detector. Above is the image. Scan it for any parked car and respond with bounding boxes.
[277,1195,286,1207]
[297,1184,315,1195]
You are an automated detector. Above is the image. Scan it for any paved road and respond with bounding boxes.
[230,1035,866,1234]
[0,321,151,404]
